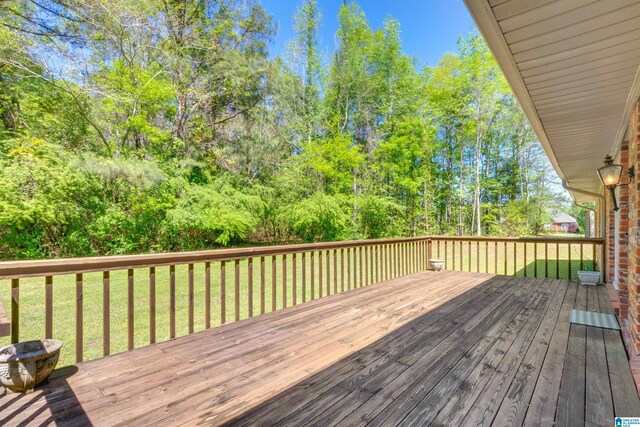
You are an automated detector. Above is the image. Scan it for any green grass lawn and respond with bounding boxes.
[0,241,598,367]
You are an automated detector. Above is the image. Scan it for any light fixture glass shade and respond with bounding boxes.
[597,156,622,188]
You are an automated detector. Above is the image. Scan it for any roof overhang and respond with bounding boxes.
[464,0,640,202]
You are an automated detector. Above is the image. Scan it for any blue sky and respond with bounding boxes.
[261,0,477,68]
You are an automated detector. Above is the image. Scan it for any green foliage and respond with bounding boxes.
[167,181,264,248]
[288,193,349,242]
[357,195,405,238]
[0,0,572,260]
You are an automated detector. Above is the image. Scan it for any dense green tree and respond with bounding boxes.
[0,0,571,260]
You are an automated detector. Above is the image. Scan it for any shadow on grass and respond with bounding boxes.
[516,259,597,281]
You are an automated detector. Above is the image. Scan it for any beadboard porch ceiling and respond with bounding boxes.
[464,0,640,202]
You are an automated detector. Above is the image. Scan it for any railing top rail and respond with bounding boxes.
[429,236,604,244]
[0,235,605,279]
[0,236,431,279]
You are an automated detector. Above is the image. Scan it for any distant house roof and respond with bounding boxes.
[549,211,577,224]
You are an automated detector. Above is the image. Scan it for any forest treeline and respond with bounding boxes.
[0,0,565,259]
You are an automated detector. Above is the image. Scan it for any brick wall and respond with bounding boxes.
[610,101,640,358]
[628,101,640,357]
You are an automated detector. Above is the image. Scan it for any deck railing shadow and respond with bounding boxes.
[0,365,92,425]
[218,273,533,426]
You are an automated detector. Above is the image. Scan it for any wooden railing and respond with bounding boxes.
[430,236,603,280]
[0,235,603,366]
[0,237,431,366]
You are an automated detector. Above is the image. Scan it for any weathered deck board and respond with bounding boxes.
[0,272,637,427]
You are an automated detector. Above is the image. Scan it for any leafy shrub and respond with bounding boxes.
[166,180,264,248]
[357,195,405,238]
[288,193,349,242]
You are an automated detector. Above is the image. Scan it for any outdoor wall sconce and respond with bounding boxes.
[597,155,623,211]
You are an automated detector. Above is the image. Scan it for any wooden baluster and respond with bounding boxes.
[524,243,528,277]
[387,244,395,280]
[394,244,398,277]
[347,248,352,290]
[341,248,345,292]
[437,239,441,259]
[513,243,517,276]
[358,246,362,287]
[149,267,156,343]
[311,251,315,300]
[452,241,456,271]
[365,246,369,286]
[383,244,387,279]
[189,263,195,332]
[504,242,507,275]
[544,243,549,278]
[592,243,597,272]
[444,241,448,270]
[372,244,376,282]
[45,276,53,339]
[468,240,472,272]
[260,257,266,314]
[77,273,85,362]
[568,243,572,280]
[103,272,110,355]
[485,242,488,273]
[333,249,338,293]
[326,250,330,295]
[10,278,18,344]
[580,243,584,271]
[234,259,240,321]
[205,262,211,327]
[170,265,176,336]
[319,250,323,297]
[282,254,287,308]
[406,242,410,274]
[412,242,416,273]
[126,270,133,352]
[556,242,560,279]
[534,242,538,278]
[302,252,307,303]
[220,262,226,325]
[459,241,463,271]
[292,254,296,306]
[283,254,287,308]
[476,241,479,273]
[272,255,277,310]
[412,242,416,272]
[248,258,254,316]
[494,241,498,274]
[378,244,382,280]
[410,242,414,273]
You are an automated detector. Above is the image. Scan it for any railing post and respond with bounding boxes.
[45,276,53,339]
[103,271,110,355]
[11,278,19,344]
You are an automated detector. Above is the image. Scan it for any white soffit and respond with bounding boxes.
[464,0,640,202]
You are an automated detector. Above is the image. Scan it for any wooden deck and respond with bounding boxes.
[1,271,638,426]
